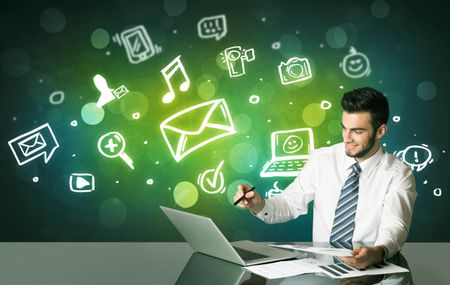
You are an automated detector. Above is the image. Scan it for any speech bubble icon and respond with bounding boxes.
[8,123,59,166]
[197,14,227,41]
[395,144,433,172]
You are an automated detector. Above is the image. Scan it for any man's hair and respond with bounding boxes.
[341,87,389,130]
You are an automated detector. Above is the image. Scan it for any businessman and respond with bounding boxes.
[234,87,417,269]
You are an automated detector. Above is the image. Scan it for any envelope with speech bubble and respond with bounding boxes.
[18,132,47,157]
[160,99,236,162]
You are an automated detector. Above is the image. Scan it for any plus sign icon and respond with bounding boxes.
[97,131,135,169]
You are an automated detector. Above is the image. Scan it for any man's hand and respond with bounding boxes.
[234,184,265,214]
[339,246,385,269]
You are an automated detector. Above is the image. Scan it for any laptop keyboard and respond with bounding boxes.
[266,159,306,173]
[233,246,269,261]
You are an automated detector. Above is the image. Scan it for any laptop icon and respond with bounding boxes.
[260,128,314,177]
[161,206,297,266]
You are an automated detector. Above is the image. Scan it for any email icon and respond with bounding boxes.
[160,99,237,162]
[18,132,46,157]
[112,85,129,99]
[8,123,59,166]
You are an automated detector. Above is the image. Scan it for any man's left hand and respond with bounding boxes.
[339,246,385,269]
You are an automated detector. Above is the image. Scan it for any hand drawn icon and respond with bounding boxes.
[70,173,95,193]
[160,55,190,104]
[278,57,312,85]
[93,74,129,108]
[265,181,283,198]
[197,14,227,41]
[8,123,59,166]
[112,25,162,64]
[222,46,255,77]
[394,144,433,172]
[97,132,134,169]
[260,128,314,177]
[94,74,130,108]
[197,160,226,194]
[160,99,237,162]
[340,47,371,78]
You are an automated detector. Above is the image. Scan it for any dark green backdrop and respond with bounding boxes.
[1,0,449,241]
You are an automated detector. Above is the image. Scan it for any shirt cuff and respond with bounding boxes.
[254,199,274,221]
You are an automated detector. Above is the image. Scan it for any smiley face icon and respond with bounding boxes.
[282,135,303,154]
[340,46,371,78]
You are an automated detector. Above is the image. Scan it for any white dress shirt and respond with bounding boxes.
[256,142,417,258]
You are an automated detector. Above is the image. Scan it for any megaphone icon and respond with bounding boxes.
[70,173,95,193]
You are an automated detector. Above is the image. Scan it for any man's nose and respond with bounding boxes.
[343,130,353,142]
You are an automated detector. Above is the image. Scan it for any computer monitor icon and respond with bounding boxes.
[260,128,314,178]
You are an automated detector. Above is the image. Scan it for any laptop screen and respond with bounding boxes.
[272,128,314,158]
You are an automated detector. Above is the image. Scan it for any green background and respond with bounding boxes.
[0,0,448,241]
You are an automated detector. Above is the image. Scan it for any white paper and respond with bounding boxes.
[318,261,409,279]
[244,258,323,279]
[270,244,353,257]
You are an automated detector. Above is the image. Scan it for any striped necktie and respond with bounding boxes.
[330,163,361,243]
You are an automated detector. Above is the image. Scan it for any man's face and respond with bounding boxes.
[341,111,378,160]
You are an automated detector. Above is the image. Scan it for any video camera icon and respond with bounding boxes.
[223,46,255,78]
[70,173,95,193]
[8,123,59,166]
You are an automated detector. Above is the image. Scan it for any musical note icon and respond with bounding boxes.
[161,55,190,104]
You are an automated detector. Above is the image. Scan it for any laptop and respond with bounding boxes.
[161,206,297,266]
[260,128,314,177]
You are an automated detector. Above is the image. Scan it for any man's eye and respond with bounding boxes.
[354,130,363,134]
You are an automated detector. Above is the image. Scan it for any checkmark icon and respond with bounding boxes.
[198,160,226,194]
[206,160,224,188]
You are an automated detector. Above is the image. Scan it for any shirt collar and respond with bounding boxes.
[343,146,385,178]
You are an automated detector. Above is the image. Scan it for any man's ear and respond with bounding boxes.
[376,124,387,139]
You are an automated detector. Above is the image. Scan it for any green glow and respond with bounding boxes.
[173,181,199,208]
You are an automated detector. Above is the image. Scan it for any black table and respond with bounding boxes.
[0,242,447,284]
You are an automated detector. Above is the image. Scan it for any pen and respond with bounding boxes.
[233,186,256,206]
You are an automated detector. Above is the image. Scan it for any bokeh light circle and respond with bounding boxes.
[417,81,437,101]
[120,92,149,120]
[278,34,302,58]
[302,103,326,127]
[229,143,258,174]
[99,198,127,229]
[40,8,66,33]
[216,51,228,71]
[371,0,390,19]
[326,26,348,49]
[393,116,401,123]
[1,48,31,77]
[91,28,110,49]
[197,80,216,100]
[234,114,252,134]
[163,0,187,16]
[81,102,105,125]
[173,181,198,208]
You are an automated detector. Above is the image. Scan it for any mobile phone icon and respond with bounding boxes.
[113,25,162,64]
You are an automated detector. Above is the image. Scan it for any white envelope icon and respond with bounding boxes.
[160,99,237,162]
[112,85,129,99]
[18,132,47,157]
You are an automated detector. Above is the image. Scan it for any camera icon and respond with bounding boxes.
[278,57,312,85]
[223,46,255,78]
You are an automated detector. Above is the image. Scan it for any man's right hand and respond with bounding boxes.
[234,184,265,214]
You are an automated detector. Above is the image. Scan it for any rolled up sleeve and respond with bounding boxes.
[374,166,417,258]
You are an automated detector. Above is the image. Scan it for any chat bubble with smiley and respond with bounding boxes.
[340,46,371,78]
